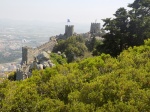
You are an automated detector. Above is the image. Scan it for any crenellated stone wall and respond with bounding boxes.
[21,39,57,65]
[16,39,57,80]
[37,40,56,52]
[16,22,103,80]
[22,47,37,65]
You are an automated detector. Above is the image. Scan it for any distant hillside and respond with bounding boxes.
[0,19,90,35]
[0,50,21,64]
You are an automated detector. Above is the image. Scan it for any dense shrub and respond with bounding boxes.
[0,39,150,111]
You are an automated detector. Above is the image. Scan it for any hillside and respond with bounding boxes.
[0,39,150,111]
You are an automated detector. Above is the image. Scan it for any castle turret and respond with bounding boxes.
[90,23,100,34]
[22,46,34,65]
[65,25,74,38]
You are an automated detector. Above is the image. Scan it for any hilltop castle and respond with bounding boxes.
[65,25,74,38]
[16,22,101,80]
[90,23,100,34]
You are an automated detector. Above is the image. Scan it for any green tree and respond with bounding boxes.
[50,53,67,65]
[99,8,129,56]
[53,36,88,62]
[0,39,150,111]
[96,0,150,56]
[128,0,150,46]
[8,72,16,81]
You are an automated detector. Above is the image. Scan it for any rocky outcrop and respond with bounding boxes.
[37,51,50,62]
[16,50,56,80]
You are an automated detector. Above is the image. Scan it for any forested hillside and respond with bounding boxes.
[0,0,150,111]
[0,39,150,112]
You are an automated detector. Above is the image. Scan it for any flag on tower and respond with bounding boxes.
[67,19,70,22]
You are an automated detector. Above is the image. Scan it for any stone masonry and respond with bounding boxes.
[65,25,74,38]
[90,23,100,35]
[16,39,57,80]
[16,23,102,80]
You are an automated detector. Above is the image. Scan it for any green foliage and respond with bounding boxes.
[86,37,103,52]
[95,0,150,57]
[0,39,150,111]
[8,72,16,81]
[37,98,65,112]
[50,53,67,65]
[53,35,88,62]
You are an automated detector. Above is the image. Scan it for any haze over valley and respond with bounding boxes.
[0,19,90,74]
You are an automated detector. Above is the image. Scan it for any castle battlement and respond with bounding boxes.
[17,22,104,80]
[65,25,74,27]
[22,40,57,65]
[65,25,74,38]
[90,23,101,34]
[17,39,57,80]
[91,23,100,25]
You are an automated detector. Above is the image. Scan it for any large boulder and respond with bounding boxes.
[37,64,43,70]
[40,61,50,69]
[37,51,50,62]
[57,51,61,55]
[29,62,43,71]
[47,50,51,54]
[49,62,55,67]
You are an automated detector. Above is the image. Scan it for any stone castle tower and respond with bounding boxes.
[21,40,57,65]
[22,46,34,65]
[90,23,100,34]
[65,25,74,38]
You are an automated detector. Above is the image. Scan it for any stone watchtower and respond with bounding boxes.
[22,46,34,65]
[65,25,74,38]
[90,23,100,34]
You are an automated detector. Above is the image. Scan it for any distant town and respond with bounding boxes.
[0,20,60,76]
[0,20,91,78]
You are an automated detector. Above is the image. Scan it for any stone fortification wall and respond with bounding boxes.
[16,69,24,80]
[37,40,56,52]
[18,39,57,80]
[22,47,38,65]
[16,63,32,80]
[22,40,57,65]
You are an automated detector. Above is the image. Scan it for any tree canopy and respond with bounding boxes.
[0,39,150,111]
[53,36,88,62]
[96,0,150,56]
[0,0,150,111]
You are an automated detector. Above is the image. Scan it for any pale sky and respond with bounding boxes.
[0,0,134,24]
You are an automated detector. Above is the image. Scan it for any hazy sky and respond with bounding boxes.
[0,0,134,24]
